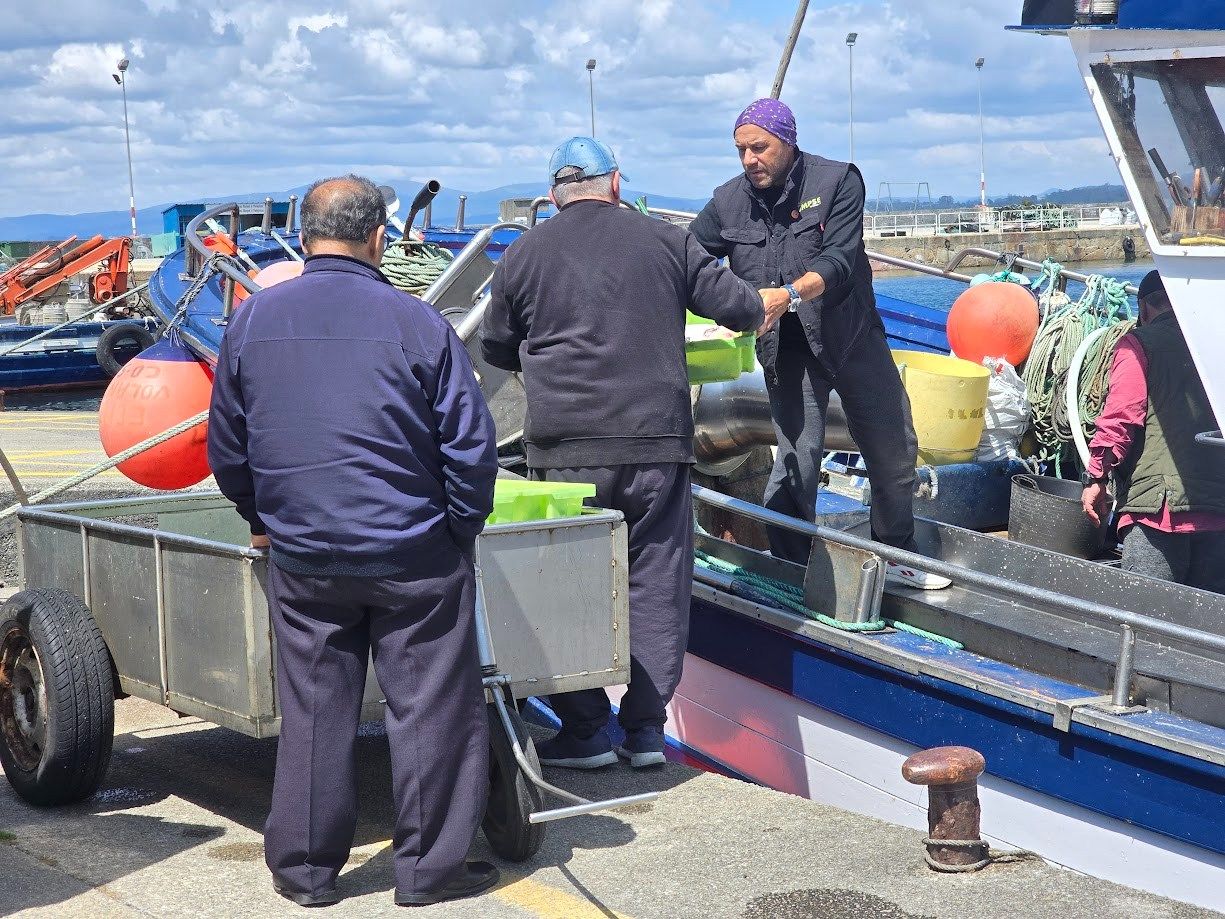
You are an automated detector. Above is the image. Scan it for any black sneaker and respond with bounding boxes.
[273,881,340,907]
[615,727,666,768]
[395,861,500,907]
[536,730,618,769]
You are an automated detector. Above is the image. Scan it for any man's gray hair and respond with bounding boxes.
[300,174,386,245]
[551,166,615,207]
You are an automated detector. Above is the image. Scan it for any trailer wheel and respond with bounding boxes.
[96,323,155,377]
[0,589,114,805]
[482,702,544,861]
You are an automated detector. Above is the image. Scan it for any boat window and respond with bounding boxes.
[1092,57,1225,246]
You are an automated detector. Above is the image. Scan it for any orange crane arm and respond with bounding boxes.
[0,236,131,314]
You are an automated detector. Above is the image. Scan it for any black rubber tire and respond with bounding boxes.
[0,589,115,806]
[482,702,545,861]
[95,322,155,377]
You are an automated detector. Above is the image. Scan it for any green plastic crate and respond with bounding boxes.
[685,312,756,385]
[487,480,598,525]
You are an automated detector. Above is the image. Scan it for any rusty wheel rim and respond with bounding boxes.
[0,625,47,773]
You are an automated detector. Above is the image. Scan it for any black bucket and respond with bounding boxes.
[1008,474,1106,559]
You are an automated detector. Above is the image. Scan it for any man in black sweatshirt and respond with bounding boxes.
[481,137,764,768]
[208,175,499,907]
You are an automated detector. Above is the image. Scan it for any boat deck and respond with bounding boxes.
[0,694,1216,919]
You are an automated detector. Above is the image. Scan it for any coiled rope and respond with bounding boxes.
[1021,269,1133,467]
[380,239,452,296]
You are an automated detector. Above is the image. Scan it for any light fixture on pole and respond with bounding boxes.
[586,59,597,137]
[846,33,858,162]
[112,57,138,238]
[975,56,987,210]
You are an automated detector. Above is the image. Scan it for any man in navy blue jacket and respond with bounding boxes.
[208,175,499,908]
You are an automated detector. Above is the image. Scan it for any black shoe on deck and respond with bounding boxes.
[273,881,340,907]
[395,861,500,907]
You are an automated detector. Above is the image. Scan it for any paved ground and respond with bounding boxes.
[0,698,1214,919]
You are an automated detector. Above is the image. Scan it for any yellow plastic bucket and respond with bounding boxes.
[891,350,990,466]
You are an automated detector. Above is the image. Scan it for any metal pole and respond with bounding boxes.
[586,59,597,136]
[118,67,138,237]
[455,195,467,232]
[771,0,811,99]
[1112,626,1136,708]
[976,58,987,210]
[847,33,857,162]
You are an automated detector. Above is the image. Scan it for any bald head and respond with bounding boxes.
[300,174,387,265]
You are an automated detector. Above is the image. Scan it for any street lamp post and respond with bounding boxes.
[586,59,597,137]
[846,33,858,163]
[112,58,138,238]
[975,57,987,210]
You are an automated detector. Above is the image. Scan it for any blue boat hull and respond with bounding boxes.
[0,319,158,393]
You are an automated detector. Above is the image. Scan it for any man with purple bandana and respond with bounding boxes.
[691,99,951,589]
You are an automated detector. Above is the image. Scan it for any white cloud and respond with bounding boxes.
[0,0,1119,219]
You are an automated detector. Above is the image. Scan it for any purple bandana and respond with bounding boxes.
[734,98,798,147]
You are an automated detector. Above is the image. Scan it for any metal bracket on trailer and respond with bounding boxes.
[484,678,658,824]
[471,557,659,826]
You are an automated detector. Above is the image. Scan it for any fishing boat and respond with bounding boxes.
[130,3,1223,909]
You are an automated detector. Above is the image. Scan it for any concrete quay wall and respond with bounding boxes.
[868,227,1149,274]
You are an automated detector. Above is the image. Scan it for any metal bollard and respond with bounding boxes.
[901,746,990,872]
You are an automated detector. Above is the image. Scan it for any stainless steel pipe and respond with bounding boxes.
[692,369,855,465]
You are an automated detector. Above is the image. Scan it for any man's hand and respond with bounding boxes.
[757,287,791,335]
[250,534,270,550]
[1081,483,1110,526]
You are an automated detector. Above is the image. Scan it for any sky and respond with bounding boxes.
[0,0,1122,218]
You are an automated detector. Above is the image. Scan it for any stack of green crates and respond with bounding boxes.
[486,479,598,525]
[685,311,756,385]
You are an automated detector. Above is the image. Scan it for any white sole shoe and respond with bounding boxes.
[885,562,952,590]
[615,746,666,768]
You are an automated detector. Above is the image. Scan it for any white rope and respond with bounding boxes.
[0,409,209,521]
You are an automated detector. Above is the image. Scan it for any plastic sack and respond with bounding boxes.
[976,356,1030,462]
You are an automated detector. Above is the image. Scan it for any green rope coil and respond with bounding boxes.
[694,549,963,649]
[380,239,453,296]
[1022,270,1134,467]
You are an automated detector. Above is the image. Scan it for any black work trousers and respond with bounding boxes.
[530,462,693,736]
[263,544,487,899]
[1121,523,1225,593]
[765,323,919,563]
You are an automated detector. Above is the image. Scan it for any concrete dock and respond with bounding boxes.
[0,408,1216,918]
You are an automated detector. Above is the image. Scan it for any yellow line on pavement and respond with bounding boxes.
[7,449,97,458]
[350,841,631,918]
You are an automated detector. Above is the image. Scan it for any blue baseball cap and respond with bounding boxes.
[548,136,624,185]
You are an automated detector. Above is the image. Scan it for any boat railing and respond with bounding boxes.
[625,202,1141,295]
[183,203,264,318]
[692,484,1225,717]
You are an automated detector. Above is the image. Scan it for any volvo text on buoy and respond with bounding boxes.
[98,335,214,489]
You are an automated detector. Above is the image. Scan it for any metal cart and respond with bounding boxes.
[1,493,654,861]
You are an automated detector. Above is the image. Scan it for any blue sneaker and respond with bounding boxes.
[615,727,666,768]
[536,730,618,769]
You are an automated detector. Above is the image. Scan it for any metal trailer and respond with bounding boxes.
[1,493,654,861]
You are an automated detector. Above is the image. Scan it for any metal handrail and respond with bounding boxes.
[691,484,1225,657]
[420,221,527,306]
[946,247,1140,295]
[183,204,264,316]
[622,202,1140,293]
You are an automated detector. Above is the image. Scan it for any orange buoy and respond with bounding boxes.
[946,281,1040,367]
[98,336,214,489]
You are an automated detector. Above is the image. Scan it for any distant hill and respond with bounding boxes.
[0,181,711,241]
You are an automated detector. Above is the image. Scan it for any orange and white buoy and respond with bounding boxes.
[98,336,214,490]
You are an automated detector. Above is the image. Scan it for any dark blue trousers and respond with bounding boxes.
[531,463,693,736]
[263,543,488,898]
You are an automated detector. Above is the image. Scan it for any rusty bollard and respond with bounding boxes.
[902,746,990,872]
